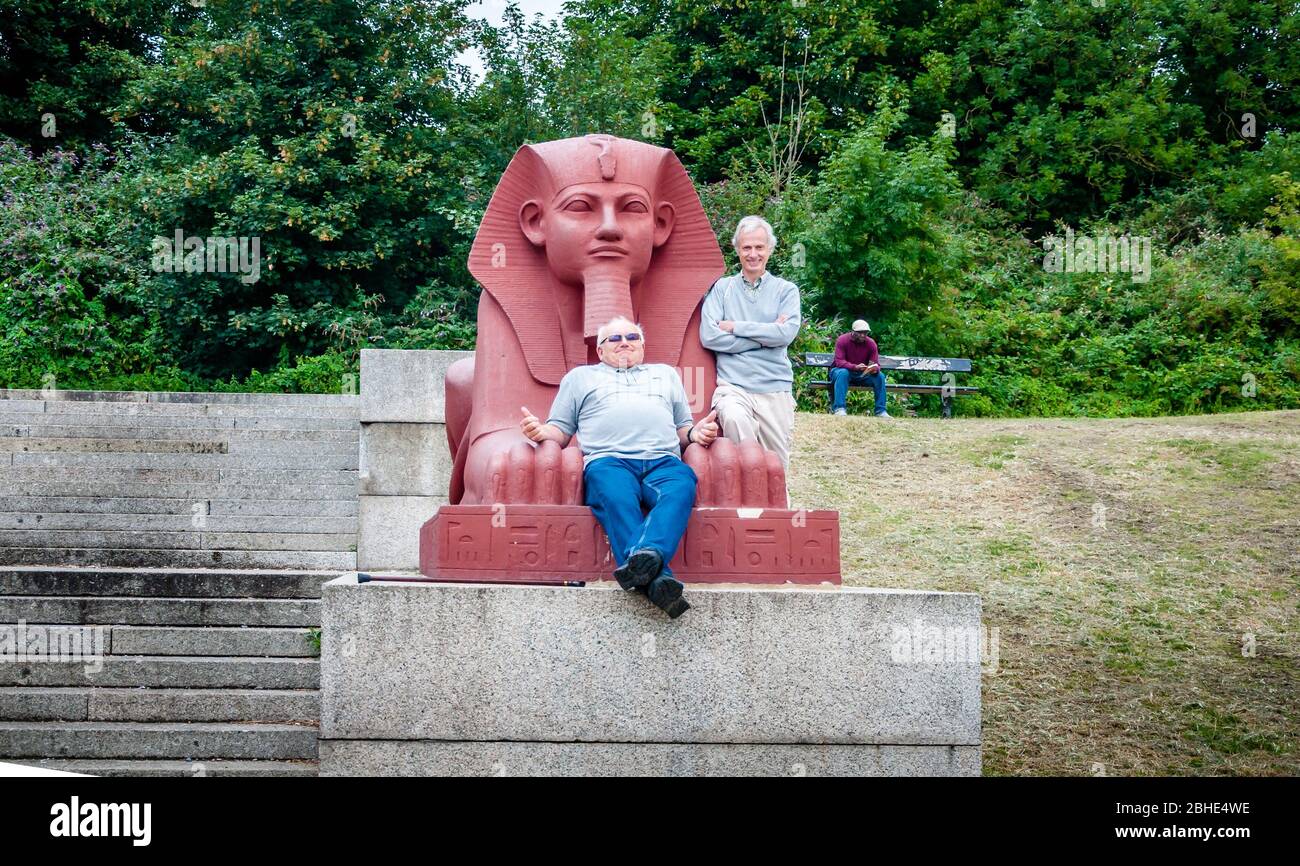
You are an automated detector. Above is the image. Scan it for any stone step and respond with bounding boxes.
[8,758,319,777]
[0,567,329,598]
[0,548,355,569]
[0,437,228,454]
[0,687,320,722]
[0,424,358,443]
[151,392,354,408]
[0,412,360,431]
[8,451,358,470]
[0,622,315,655]
[0,721,318,760]
[211,499,358,517]
[0,530,355,552]
[0,399,47,413]
[0,595,320,625]
[0,436,356,457]
[231,416,359,430]
[0,513,356,534]
[3,395,358,415]
[109,626,318,656]
[2,466,357,484]
[186,533,355,553]
[0,656,319,688]
[227,440,357,457]
[2,481,357,501]
[0,389,355,407]
[0,497,357,517]
[22,401,359,421]
[0,529,201,550]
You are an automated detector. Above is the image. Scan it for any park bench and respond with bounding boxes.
[797,352,979,418]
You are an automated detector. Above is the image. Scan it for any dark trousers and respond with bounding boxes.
[830,366,887,415]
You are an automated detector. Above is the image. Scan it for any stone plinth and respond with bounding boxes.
[319,576,982,776]
[357,349,470,571]
[419,504,840,584]
[359,423,452,497]
[360,349,472,424]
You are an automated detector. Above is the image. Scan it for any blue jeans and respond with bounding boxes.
[584,456,697,578]
[829,366,887,414]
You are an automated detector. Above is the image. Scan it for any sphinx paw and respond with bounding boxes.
[486,440,584,504]
[683,438,786,507]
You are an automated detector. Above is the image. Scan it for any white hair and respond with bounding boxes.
[732,215,777,251]
[597,316,643,344]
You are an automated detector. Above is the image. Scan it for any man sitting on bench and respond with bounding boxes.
[830,319,890,417]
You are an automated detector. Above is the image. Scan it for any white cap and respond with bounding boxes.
[852,319,871,332]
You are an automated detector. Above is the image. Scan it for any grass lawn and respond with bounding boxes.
[786,407,1299,776]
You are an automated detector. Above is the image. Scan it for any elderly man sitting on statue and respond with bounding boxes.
[519,316,720,619]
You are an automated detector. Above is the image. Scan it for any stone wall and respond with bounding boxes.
[356,349,471,571]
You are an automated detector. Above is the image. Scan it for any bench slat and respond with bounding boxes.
[808,381,979,394]
[880,355,972,373]
[801,352,972,373]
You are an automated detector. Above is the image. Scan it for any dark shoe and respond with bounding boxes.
[647,574,690,619]
[613,548,662,591]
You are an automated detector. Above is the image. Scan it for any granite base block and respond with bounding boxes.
[320,576,982,776]
[358,422,450,496]
[319,740,980,777]
[357,496,446,571]
[360,349,472,423]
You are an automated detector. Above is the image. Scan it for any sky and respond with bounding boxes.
[458,0,570,82]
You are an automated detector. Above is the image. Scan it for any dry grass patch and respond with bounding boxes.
[786,409,1300,776]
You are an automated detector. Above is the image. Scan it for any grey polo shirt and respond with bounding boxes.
[546,362,694,466]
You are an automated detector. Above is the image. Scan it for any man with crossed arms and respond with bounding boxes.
[699,215,801,469]
[520,316,720,619]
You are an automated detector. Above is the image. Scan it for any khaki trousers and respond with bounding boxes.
[711,380,795,468]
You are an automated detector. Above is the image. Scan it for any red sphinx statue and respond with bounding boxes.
[421,135,839,584]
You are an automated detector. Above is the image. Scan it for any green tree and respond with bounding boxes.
[0,0,192,150]
[795,97,965,354]
[561,0,899,182]
[116,0,481,379]
[922,0,1298,225]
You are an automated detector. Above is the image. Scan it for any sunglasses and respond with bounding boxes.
[600,332,642,345]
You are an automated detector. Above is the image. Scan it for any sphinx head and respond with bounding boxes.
[467,134,722,383]
[514,135,676,339]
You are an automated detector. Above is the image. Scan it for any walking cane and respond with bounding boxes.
[355,573,586,587]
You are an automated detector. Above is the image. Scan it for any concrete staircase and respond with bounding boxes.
[0,389,360,776]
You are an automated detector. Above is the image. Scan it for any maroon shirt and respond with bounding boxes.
[833,333,879,371]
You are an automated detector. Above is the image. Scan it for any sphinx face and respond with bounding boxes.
[520,182,675,290]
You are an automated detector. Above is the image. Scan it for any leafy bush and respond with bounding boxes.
[209,351,355,395]
[0,139,166,389]
[114,0,482,381]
